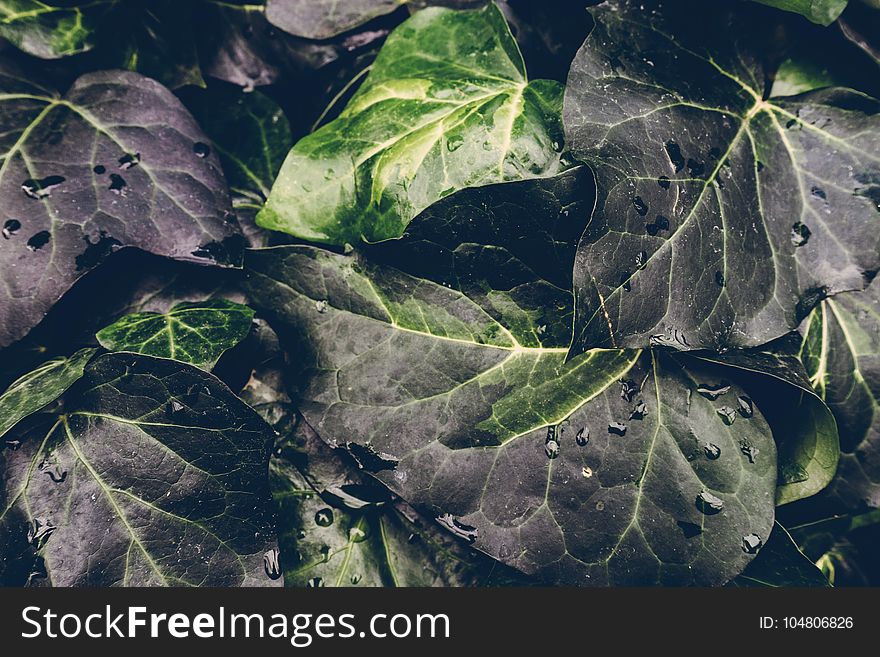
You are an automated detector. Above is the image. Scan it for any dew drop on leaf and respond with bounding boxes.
[2,218,21,239]
[315,508,334,527]
[307,577,324,587]
[582,466,593,478]
[118,152,141,170]
[716,405,737,425]
[93,164,106,174]
[27,231,51,251]
[575,426,590,446]
[446,135,464,152]
[657,175,670,189]
[349,526,368,543]
[703,443,721,460]
[696,382,730,400]
[695,490,724,514]
[108,173,127,194]
[315,299,329,313]
[632,196,649,216]
[791,222,811,247]
[635,250,648,270]
[736,395,753,418]
[619,378,639,402]
[630,400,647,420]
[263,548,281,580]
[715,270,725,287]
[608,422,627,436]
[742,533,763,554]
[193,142,211,158]
[21,175,65,199]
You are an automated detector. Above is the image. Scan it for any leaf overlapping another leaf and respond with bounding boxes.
[245,245,777,585]
[258,3,566,245]
[0,67,243,348]
[564,0,880,355]
[0,352,280,586]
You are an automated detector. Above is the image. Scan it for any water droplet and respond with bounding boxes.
[22,175,65,199]
[665,141,684,172]
[686,158,705,177]
[93,164,106,174]
[39,459,67,483]
[716,406,737,425]
[350,574,362,585]
[108,173,127,194]
[582,466,593,478]
[27,517,56,549]
[324,168,335,180]
[166,399,185,417]
[307,577,324,587]
[349,526,368,543]
[263,548,281,580]
[695,490,724,514]
[315,508,334,527]
[630,400,647,420]
[678,521,702,538]
[739,438,759,463]
[703,443,721,460]
[791,222,811,246]
[118,152,141,170]
[446,135,464,152]
[635,250,648,270]
[646,215,670,235]
[619,379,639,402]
[575,427,590,446]
[810,186,826,200]
[315,299,329,313]
[4,438,22,450]
[193,142,211,158]
[785,118,798,129]
[742,533,763,554]
[595,500,605,511]
[2,218,21,239]
[697,382,730,400]
[608,422,627,436]
[756,161,765,172]
[632,196,649,216]
[657,176,670,189]
[736,396,753,418]
[544,438,560,460]
[715,271,725,287]
[436,512,477,543]
[27,231,51,251]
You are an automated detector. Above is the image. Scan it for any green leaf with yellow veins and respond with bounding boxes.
[245,245,777,585]
[0,347,96,440]
[800,280,880,509]
[257,3,566,245]
[0,0,112,59]
[96,300,255,370]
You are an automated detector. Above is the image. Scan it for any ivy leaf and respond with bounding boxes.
[96,300,255,370]
[0,0,110,58]
[800,280,880,509]
[730,522,830,586]
[564,0,880,354]
[694,336,840,505]
[366,166,596,348]
[245,245,777,585]
[0,347,96,440]
[265,0,406,40]
[0,352,279,587]
[0,67,242,349]
[750,0,849,26]
[258,3,566,245]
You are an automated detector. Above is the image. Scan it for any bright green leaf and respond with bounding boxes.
[258,3,566,245]
[96,300,255,369]
[0,347,96,440]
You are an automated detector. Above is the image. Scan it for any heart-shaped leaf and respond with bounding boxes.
[0,67,242,348]
[564,0,880,354]
[265,0,406,40]
[0,347,96,440]
[245,245,777,585]
[258,3,566,245]
[730,521,829,586]
[800,280,880,509]
[96,300,255,369]
[0,352,279,587]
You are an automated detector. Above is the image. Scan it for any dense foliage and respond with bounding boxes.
[0,0,878,587]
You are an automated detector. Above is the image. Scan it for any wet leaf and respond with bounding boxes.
[564,0,880,354]
[730,522,830,586]
[0,0,110,58]
[749,0,849,26]
[258,3,565,245]
[244,245,777,585]
[800,280,880,509]
[0,352,279,586]
[96,300,255,370]
[0,347,96,440]
[0,67,241,348]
